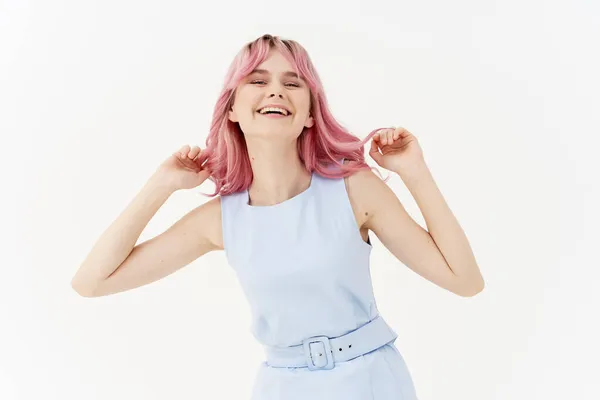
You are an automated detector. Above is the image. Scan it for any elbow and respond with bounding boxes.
[455,276,485,297]
[70,277,98,298]
[460,284,484,297]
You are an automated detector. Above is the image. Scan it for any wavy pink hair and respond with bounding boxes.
[197,34,387,197]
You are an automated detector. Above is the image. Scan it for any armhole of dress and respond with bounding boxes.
[339,159,372,249]
[219,195,231,262]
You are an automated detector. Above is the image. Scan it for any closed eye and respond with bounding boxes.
[250,80,300,88]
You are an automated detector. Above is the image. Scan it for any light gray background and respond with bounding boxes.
[1,0,598,399]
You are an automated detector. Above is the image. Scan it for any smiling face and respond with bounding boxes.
[228,49,314,140]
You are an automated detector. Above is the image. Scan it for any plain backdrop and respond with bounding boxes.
[1,0,599,399]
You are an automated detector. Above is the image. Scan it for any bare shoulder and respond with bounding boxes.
[189,195,224,251]
[342,161,386,240]
[344,162,396,223]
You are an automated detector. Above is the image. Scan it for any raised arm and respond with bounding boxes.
[71,145,219,297]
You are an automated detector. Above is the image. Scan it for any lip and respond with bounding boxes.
[259,113,290,119]
[256,103,292,115]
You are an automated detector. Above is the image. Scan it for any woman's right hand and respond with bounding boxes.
[154,145,211,191]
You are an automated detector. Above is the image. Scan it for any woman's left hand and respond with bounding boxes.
[369,126,425,174]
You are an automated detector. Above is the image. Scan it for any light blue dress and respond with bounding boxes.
[220,167,418,399]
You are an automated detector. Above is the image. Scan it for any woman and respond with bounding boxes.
[71,34,484,399]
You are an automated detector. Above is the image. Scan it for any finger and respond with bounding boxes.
[397,127,409,138]
[393,128,401,141]
[188,146,201,159]
[178,145,191,157]
[378,130,387,145]
[385,128,395,144]
[375,128,388,142]
[369,138,383,164]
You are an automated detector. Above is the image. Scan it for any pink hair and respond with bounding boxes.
[196,34,387,197]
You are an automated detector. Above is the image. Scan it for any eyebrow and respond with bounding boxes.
[250,68,302,79]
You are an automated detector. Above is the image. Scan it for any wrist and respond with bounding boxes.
[395,162,429,182]
[147,171,178,195]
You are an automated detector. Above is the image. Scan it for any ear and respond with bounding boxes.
[305,115,314,129]
[228,105,239,123]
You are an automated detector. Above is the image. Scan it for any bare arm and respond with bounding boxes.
[347,167,483,297]
[70,173,222,297]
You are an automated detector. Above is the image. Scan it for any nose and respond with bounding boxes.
[264,80,285,99]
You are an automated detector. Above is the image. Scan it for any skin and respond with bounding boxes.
[71,49,483,298]
[228,49,315,206]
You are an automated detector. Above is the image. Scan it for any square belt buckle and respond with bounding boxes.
[301,335,334,371]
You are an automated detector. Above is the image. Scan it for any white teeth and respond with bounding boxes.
[258,107,289,116]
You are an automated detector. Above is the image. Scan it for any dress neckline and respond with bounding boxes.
[244,171,315,209]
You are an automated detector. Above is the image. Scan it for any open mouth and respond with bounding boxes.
[256,106,292,117]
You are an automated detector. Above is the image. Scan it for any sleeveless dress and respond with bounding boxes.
[220,168,418,400]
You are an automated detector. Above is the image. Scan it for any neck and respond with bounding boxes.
[244,137,311,206]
